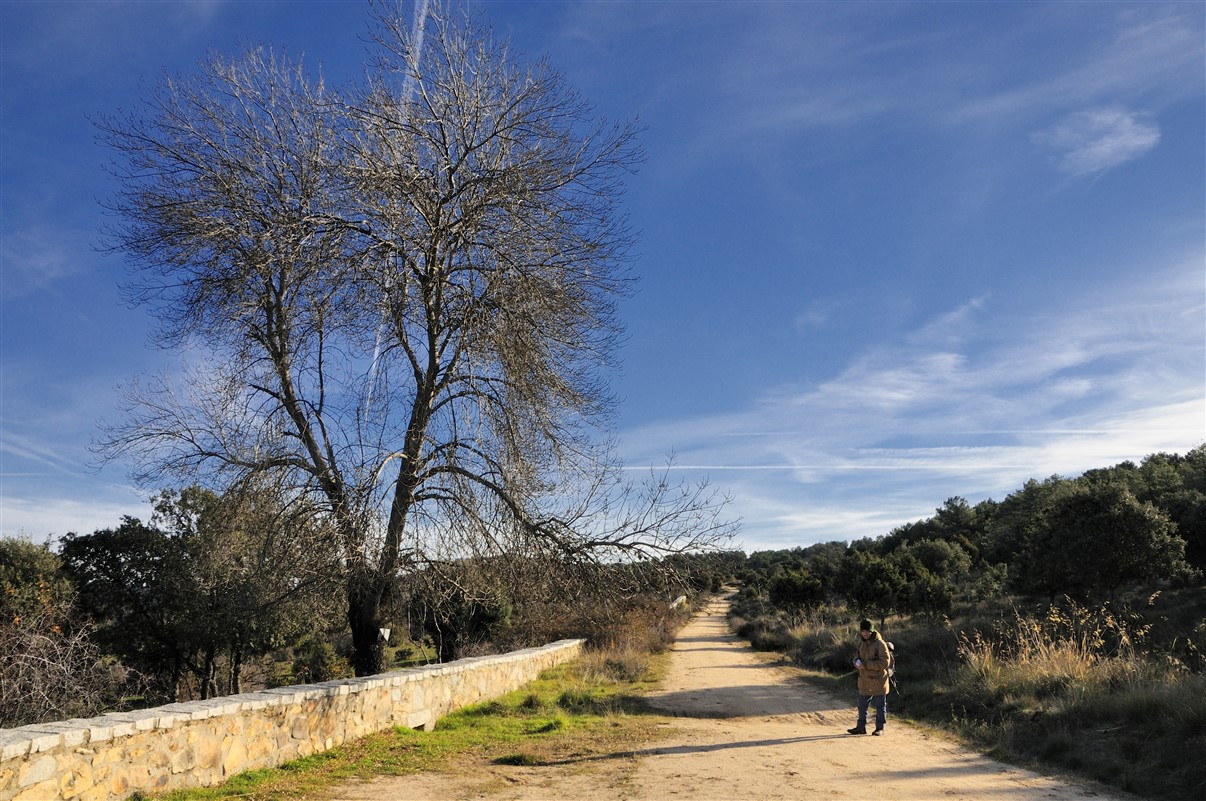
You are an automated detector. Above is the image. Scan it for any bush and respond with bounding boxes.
[0,606,140,727]
[577,645,651,685]
[290,635,352,684]
[787,623,858,674]
[992,676,1206,796]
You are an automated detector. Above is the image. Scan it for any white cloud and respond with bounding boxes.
[620,261,1205,551]
[792,298,848,332]
[0,431,87,478]
[952,4,1204,127]
[1034,108,1161,176]
[0,493,151,542]
[674,3,1198,167]
[0,217,94,297]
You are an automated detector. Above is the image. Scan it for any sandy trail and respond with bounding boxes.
[328,597,1136,800]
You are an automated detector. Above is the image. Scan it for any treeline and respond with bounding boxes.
[737,446,1205,623]
[0,485,718,728]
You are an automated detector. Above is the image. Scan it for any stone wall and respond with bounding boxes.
[0,639,583,801]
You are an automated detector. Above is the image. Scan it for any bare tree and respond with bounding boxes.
[97,2,734,676]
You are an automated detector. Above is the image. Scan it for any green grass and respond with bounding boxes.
[140,649,672,801]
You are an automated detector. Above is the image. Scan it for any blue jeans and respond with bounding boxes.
[857,694,887,730]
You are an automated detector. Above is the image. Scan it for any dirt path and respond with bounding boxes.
[329,597,1137,800]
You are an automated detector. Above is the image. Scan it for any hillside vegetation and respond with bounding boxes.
[727,446,1206,800]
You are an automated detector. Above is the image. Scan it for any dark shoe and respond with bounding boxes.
[846,727,866,735]
[872,728,883,736]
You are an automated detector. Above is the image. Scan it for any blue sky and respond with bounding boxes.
[2,1,1203,553]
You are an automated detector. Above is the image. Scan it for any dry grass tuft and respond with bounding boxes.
[956,599,1168,699]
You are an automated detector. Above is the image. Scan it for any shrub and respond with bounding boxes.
[955,599,1167,701]
[0,606,140,727]
[290,634,352,684]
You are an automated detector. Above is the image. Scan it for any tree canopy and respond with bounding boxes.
[737,446,1204,619]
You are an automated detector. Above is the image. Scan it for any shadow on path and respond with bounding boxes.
[533,733,852,767]
[644,685,845,718]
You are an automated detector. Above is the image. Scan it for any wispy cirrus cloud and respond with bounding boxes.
[1033,108,1161,176]
[952,5,1203,125]
[0,219,94,297]
[0,430,87,478]
[0,494,150,541]
[621,260,1205,550]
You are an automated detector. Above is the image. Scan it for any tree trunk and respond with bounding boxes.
[230,637,243,695]
[346,570,385,676]
[201,646,217,700]
[436,631,458,663]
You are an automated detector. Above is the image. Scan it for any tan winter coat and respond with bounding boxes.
[856,631,891,696]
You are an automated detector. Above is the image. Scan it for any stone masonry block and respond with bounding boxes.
[236,692,279,711]
[17,754,56,787]
[12,778,58,801]
[220,736,247,777]
[56,760,94,800]
[260,687,305,705]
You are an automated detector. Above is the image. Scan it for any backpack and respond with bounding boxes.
[885,641,898,691]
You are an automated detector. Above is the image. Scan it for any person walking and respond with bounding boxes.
[847,618,890,735]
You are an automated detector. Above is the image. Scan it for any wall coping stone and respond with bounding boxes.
[0,732,31,761]
[54,724,90,749]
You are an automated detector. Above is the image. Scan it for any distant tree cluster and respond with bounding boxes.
[9,444,1196,724]
[1,488,733,725]
[58,484,341,704]
[738,447,1204,623]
